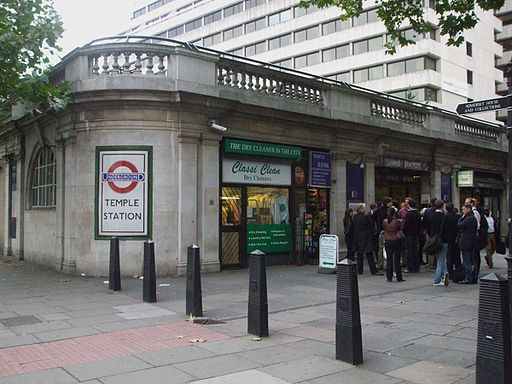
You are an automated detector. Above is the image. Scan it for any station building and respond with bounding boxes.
[0,39,507,275]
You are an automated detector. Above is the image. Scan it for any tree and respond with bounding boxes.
[0,0,68,118]
[299,0,505,54]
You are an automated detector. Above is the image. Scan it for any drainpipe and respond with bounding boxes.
[59,140,66,271]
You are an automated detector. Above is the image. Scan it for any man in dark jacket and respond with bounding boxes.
[403,199,422,272]
[425,199,450,286]
[445,203,461,281]
[457,203,478,284]
[352,203,381,276]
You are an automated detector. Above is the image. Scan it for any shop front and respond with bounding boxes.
[457,169,505,217]
[375,157,430,205]
[220,139,331,269]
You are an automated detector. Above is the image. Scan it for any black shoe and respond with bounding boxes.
[372,272,384,276]
[397,279,406,282]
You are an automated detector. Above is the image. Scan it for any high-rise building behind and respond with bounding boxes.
[495,0,512,122]
[122,0,503,121]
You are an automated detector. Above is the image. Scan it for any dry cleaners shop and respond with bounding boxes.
[220,139,332,269]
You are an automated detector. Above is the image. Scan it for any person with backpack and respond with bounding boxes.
[457,203,478,284]
[466,198,487,282]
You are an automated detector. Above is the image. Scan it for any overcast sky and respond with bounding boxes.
[52,0,135,59]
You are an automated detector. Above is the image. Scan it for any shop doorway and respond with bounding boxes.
[220,186,243,268]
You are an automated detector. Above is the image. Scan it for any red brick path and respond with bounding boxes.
[0,322,229,377]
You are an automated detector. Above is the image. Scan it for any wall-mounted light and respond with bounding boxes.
[208,120,227,132]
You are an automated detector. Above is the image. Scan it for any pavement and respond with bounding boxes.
[0,253,504,384]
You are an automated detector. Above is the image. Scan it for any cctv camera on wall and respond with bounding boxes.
[209,120,227,132]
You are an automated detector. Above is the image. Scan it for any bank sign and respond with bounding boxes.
[95,146,153,239]
[223,159,291,186]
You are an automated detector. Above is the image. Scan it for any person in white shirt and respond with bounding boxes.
[484,208,497,268]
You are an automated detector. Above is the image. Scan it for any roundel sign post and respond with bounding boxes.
[95,147,152,239]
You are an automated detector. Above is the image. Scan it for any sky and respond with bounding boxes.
[51,0,136,60]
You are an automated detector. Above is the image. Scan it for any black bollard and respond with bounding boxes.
[476,273,511,384]
[505,255,512,327]
[247,249,268,337]
[186,245,203,317]
[336,258,363,365]
[143,241,157,303]
[109,236,121,291]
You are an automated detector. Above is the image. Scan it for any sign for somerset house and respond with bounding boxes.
[95,146,153,239]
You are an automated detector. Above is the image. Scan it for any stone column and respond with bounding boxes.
[452,165,462,210]
[176,131,199,276]
[364,156,376,205]
[330,151,347,253]
[197,133,221,273]
[55,136,77,273]
[431,167,442,202]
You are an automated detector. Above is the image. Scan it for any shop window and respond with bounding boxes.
[247,187,289,225]
[31,147,56,208]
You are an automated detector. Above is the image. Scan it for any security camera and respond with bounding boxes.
[209,120,227,132]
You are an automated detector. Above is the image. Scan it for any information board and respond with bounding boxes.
[247,223,291,254]
[319,234,338,270]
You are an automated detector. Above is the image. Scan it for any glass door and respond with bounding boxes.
[220,186,243,268]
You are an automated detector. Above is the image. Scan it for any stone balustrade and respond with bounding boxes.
[455,121,499,143]
[217,60,325,105]
[371,100,426,126]
[89,50,168,76]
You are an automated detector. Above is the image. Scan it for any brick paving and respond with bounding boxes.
[0,322,229,378]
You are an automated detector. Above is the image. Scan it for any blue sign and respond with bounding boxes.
[309,151,331,188]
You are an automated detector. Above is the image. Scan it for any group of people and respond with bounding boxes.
[343,196,502,285]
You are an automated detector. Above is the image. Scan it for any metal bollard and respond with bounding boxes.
[476,273,511,384]
[505,255,512,327]
[143,241,157,303]
[109,236,121,291]
[186,245,203,317]
[247,249,268,337]
[336,258,363,365]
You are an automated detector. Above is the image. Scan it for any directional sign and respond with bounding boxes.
[456,95,512,115]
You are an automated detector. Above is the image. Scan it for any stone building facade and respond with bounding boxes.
[0,39,507,276]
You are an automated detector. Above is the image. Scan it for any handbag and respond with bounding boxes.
[496,237,506,255]
[423,214,445,254]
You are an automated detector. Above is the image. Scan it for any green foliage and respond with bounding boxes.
[0,0,69,119]
[299,0,505,54]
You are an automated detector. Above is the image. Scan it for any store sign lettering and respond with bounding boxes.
[458,170,474,187]
[223,159,291,186]
[225,138,302,159]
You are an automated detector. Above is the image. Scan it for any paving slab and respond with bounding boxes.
[0,368,78,384]
[63,355,151,381]
[239,344,311,365]
[301,366,402,384]
[136,344,216,366]
[189,369,291,384]
[174,354,261,379]
[98,365,194,384]
[259,355,351,383]
[360,351,418,374]
[387,361,473,384]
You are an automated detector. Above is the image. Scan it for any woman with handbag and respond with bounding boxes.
[383,207,404,282]
[456,203,478,284]
[425,199,449,287]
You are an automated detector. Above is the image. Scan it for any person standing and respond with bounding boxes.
[425,199,449,287]
[445,203,462,281]
[403,199,422,273]
[352,203,381,275]
[343,208,354,261]
[383,207,404,282]
[457,203,478,284]
[484,208,498,268]
[367,203,379,269]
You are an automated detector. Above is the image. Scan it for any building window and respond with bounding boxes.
[294,52,319,68]
[269,8,292,26]
[368,36,383,51]
[322,44,349,62]
[245,17,266,33]
[353,68,369,83]
[168,25,184,38]
[224,25,244,40]
[245,0,265,10]
[369,65,384,80]
[269,34,291,50]
[329,72,350,83]
[148,0,163,12]
[245,41,266,56]
[133,7,146,18]
[387,56,438,76]
[230,47,244,56]
[274,58,293,68]
[322,18,349,35]
[224,2,243,17]
[466,41,473,57]
[294,4,318,17]
[389,87,438,102]
[467,69,473,85]
[31,147,56,208]
[353,39,368,54]
[185,18,202,32]
[204,10,222,25]
[294,25,319,43]
[203,32,222,47]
